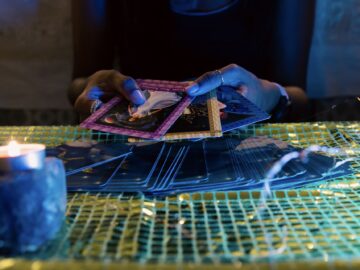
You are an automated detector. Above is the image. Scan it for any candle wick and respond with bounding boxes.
[8,141,21,157]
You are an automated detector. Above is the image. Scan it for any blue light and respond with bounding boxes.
[88,0,106,24]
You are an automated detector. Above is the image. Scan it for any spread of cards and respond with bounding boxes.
[46,137,352,195]
[46,79,352,195]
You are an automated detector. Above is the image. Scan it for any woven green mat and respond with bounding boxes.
[1,122,360,269]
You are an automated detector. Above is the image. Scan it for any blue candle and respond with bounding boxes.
[0,141,66,254]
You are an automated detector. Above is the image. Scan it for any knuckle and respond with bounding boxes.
[122,77,135,88]
[227,63,239,71]
[201,71,216,83]
[203,72,213,80]
[122,77,140,94]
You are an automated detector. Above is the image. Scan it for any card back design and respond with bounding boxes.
[217,86,270,132]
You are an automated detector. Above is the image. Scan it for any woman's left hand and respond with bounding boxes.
[186,64,281,113]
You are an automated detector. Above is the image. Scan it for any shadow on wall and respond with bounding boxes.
[307,0,360,98]
[0,109,77,126]
[309,98,360,121]
[0,0,73,112]
[0,0,359,125]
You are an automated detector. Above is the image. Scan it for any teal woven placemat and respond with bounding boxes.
[0,123,360,268]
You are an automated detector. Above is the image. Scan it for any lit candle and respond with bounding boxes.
[0,140,66,254]
[0,141,45,173]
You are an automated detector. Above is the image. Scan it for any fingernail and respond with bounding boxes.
[186,83,199,96]
[130,89,146,105]
[239,86,248,96]
[87,86,103,100]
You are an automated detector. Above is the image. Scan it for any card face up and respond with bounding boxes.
[158,90,222,140]
[127,90,223,142]
[81,80,194,139]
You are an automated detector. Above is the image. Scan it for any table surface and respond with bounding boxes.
[1,122,360,269]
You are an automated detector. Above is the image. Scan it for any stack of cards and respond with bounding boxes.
[80,79,270,141]
[47,137,352,194]
[46,141,132,190]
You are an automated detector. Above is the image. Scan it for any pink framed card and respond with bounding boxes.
[80,80,194,139]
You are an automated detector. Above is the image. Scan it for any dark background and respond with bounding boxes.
[0,0,359,125]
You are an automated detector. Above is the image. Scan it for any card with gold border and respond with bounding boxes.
[81,80,193,140]
[128,90,222,142]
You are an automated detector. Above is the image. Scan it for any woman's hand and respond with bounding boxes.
[186,64,281,113]
[74,70,146,120]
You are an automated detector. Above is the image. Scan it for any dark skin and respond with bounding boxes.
[74,70,145,119]
[72,66,309,122]
[69,0,314,121]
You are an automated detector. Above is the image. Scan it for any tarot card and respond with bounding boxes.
[217,86,270,132]
[151,140,209,191]
[81,80,193,139]
[128,90,222,141]
[45,141,132,175]
[170,140,208,187]
[136,79,191,92]
[103,142,188,192]
[66,157,126,191]
[218,136,353,191]
[103,142,167,190]
[153,138,240,195]
[234,159,353,191]
[148,143,190,192]
[226,137,306,182]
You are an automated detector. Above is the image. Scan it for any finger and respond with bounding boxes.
[86,85,105,100]
[76,84,106,112]
[186,64,254,96]
[90,86,117,103]
[118,77,146,105]
[236,85,248,96]
[74,94,96,117]
[186,70,222,96]
[218,64,251,88]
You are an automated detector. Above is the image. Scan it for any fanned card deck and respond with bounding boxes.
[50,137,352,194]
[81,79,269,140]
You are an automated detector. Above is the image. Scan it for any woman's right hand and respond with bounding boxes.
[74,70,146,120]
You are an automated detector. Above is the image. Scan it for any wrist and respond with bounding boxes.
[270,83,291,121]
[68,78,88,106]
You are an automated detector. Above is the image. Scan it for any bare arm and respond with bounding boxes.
[283,86,311,122]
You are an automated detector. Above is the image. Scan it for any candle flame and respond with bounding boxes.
[8,140,20,157]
